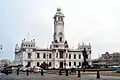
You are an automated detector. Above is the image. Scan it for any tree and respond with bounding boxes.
[40,62,49,69]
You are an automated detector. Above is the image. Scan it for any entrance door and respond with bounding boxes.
[60,62,63,68]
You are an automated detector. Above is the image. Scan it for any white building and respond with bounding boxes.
[15,8,92,69]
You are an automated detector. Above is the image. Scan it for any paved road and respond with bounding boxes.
[0,72,120,80]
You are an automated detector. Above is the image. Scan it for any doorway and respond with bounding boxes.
[60,62,63,68]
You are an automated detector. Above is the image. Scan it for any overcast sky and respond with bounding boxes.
[0,0,120,60]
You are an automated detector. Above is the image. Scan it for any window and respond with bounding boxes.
[74,62,76,66]
[59,50,63,58]
[59,32,62,35]
[27,62,31,67]
[37,53,40,58]
[49,54,51,59]
[69,62,71,66]
[66,53,68,58]
[37,62,39,67]
[56,53,58,58]
[79,54,81,59]
[55,45,58,47]
[59,37,62,42]
[79,62,81,66]
[28,53,31,58]
[69,54,71,59]
[49,62,51,66]
[43,53,46,58]
[74,54,76,59]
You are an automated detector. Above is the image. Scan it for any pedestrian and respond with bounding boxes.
[16,68,19,75]
[26,68,29,76]
[41,69,43,76]
[5,68,8,75]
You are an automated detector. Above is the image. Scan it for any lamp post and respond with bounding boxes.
[47,47,48,69]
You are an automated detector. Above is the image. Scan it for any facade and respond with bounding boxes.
[93,52,120,68]
[15,8,92,69]
[0,59,10,66]
[100,52,120,66]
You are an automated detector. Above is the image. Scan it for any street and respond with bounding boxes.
[0,72,120,80]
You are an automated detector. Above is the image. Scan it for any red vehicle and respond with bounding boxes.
[30,67,35,72]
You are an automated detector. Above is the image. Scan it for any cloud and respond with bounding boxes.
[1,0,120,59]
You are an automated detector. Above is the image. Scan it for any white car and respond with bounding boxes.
[34,67,41,73]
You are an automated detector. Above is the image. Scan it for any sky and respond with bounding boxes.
[0,0,120,60]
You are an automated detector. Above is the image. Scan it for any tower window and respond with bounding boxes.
[43,53,46,58]
[66,53,68,58]
[55,40,57,43]
[59,50,64,59]
[59,37,62,42]
[59,32,62,35]
[37,53,40,58]
[28,53,31,59]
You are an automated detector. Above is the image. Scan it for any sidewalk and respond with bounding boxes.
[0,73,120,80]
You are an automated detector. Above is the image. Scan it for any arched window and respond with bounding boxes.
[79,54,81,59]
[74,62,76,66]
[37,53,40,58]
[37,62,39,67]
[74,54,76,59]
[43,53,46,58]
[69,54,71,59]
[69,62,71,66]
[49,62,51,66]
[79,62,81,66]
[59,37,62,42]
[49,54,51,58]
[28,53,31,59]
[59,50,63,59]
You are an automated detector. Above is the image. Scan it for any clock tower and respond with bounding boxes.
[53,8,65,48]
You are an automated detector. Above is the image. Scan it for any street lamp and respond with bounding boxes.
[47,47,49,69]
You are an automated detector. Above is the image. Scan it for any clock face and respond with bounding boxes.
[58,17,63,21]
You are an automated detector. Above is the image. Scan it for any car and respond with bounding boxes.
[1,66,12,74]
[116,67,120,73]
[34,67,41,73]
[20,67,29,72]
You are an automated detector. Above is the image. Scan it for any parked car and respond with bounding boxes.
[116,67,120,73]
[34,67,41,73]
[1,66,12,74]
[20,67,30,72]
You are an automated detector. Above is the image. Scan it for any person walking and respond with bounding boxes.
[16,67,19,75]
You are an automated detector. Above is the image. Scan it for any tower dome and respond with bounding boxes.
[57,8,61,11]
